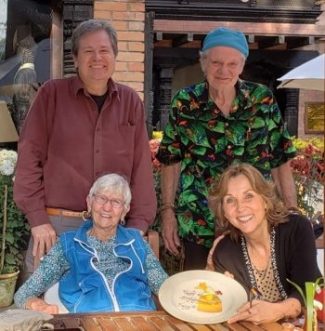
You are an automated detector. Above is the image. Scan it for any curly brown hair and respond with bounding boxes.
[209,163,289,241]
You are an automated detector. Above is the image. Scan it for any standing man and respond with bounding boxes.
[14,19,156,276]
[156,27,297,270]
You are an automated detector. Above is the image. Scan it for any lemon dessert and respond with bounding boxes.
[196,282,222,313]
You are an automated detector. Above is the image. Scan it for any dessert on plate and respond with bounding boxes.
[196,282,222,313]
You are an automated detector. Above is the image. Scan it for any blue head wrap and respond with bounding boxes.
[202,27,249,58]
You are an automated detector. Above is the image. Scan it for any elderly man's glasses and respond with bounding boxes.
[93,194,124,208]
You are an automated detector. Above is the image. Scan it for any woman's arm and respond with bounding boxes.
[25,297,59,315]
[284,215,322,301]
[144,242,168,295]
[14,241,69,310]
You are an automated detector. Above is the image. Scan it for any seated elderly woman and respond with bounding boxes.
[208,163,322,325]
[14,173,168,314]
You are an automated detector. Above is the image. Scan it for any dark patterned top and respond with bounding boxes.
[213,214,322,304]
[157,80,296,247]
[241,228,286,302]
[253,263,282,302]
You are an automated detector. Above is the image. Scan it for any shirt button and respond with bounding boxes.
[227,145,232,149]
[224,123,229,127]
[95,150,99,154]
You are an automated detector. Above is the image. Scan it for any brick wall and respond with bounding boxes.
[94,0,145,100]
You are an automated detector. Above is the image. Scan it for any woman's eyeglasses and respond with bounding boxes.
[93,194,124,208]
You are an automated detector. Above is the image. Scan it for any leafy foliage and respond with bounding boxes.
[290,137,324,220]
[150,136,324,274]
[287,277,324,330]
[149,138,162,232]
[0,152,30,274]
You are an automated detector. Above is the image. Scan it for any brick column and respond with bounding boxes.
[94,0,145,99]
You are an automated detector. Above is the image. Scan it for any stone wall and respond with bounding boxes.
[94,0,145,100]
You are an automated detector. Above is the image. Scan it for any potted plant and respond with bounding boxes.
[0,149,29,307]
[287,277,324,331]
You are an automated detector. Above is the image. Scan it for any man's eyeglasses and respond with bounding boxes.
[93,194,124,208]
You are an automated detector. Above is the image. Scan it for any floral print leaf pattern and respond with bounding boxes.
[156,80,296,247]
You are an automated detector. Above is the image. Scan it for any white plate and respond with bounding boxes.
[158,270,247,324]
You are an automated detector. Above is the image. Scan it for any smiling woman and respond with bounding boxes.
[14,173,167,314]
[209,163,322,325]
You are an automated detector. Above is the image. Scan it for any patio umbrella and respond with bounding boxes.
[277,54,325,91]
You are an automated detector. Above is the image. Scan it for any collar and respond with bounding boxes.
[74,220,135,245]
[71,76,119,101]
[201,79,255,113]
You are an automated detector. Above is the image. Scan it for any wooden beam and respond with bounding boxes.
[248,42,259,50]
[154,40,172,47]
[179,40,202,48]
[153,19,325,37]
[262,43,288,50]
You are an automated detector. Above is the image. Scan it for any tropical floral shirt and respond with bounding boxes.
[156,80,296,248]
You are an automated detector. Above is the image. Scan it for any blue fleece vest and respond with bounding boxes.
[58,220,156,313]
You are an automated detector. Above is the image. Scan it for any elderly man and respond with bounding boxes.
[156,27,297,270]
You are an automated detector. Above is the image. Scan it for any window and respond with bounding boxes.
[0,0,58,135]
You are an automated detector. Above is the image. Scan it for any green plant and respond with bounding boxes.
[0,149,29,274]
[149,137,162,232]
[290,137,324,219]
[287,277,324,331]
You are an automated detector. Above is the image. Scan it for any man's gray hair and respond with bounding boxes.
[199,49,246,76]
[71,19,118,56]
[88,173,132,207]
[199,49,209,76]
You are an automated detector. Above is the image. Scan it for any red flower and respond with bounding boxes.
[197,219,207,226]
[149,139,161,171]
[290,146,324,185]
[178,120,188,126]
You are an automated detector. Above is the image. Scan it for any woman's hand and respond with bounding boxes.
[26,297,59,315]
[228,298,301,325]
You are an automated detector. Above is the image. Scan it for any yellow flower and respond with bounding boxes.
[152,131,163,141]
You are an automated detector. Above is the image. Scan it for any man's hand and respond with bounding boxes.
[31,223,57,269]
[271,161,297,208]
[206,233,227,271]
[161,209,181,256]
[26,297,59,314]
[160,163,181,256]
